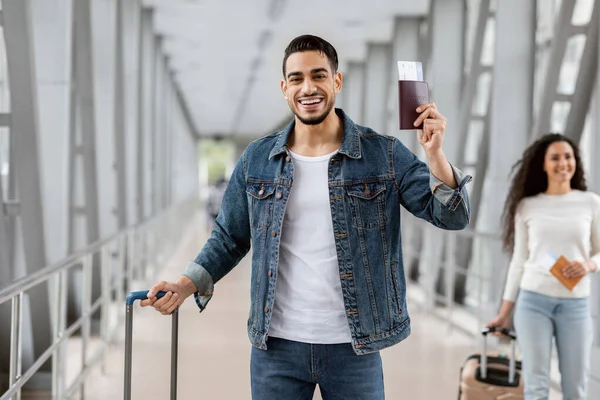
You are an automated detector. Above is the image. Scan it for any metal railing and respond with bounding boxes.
[402,213,504,337]
[0,197,199,400]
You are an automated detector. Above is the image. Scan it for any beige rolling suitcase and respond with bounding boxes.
[458,327,524,399]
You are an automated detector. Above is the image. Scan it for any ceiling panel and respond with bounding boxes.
[144,0,429,138]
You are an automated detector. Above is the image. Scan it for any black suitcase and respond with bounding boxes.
[124,290,178,400]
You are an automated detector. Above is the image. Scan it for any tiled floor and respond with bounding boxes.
[81,214,561,399]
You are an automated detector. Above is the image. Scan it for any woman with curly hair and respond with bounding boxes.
[487,133,600,399]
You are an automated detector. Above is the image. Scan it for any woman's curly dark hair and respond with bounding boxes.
[501,133,587,253]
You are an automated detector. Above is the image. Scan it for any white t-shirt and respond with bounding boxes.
[268,149,352,344]
[502,190,600,302]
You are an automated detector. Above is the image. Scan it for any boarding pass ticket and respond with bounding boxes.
[397,61,424,81]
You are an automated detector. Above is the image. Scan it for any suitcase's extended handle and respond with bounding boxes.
[126,289,167,305]
[124,290,179,400]
[481,327,517,340]
[480,327,517,384]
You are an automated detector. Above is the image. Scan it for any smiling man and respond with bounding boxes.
[142,35,472,399]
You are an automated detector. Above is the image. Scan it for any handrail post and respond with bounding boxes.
[100,245,110,374]
[80,254,93,398]
[51,270,67,400]
[116,233,126,305]
[127,230,135,288]
[51,273,60,400]
[9,292,23,400]
[444,232,457,334]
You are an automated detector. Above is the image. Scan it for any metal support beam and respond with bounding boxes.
[0,171,11,373]
[90,0,117,239]
[532,0,576,136]
[0,113,10,126]
[66,0,104,331]
[418,18,432,89]
[0,182,9,278]
[114,0,128,229]
[155,47,165,212]
[563,1,598,143]
[532,0,593,139]
[388,16,423,283]
[589,11,600,396]
[426,0,464,165]
[142,9,155,220]
[363,43,392,134]
[163,67,172,209]
[167,77,175,207]
[123,0,142,228]
[388,17,422,153]
[151,35,162,215]
[69,0,100,252]
[480,0,536,312]
[136,7,147,223]
[3,0,51,377]
[343,61,365,124]
[166,61,174,209]
[417,0,464,308]
[449,0,496,305]
[174,84,201,140]
[456,0,492,169]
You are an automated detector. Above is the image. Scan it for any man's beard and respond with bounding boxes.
[290,97,334,125]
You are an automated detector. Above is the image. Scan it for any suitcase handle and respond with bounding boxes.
[126,289,167,305]
[480,327,517,384]
[124,290,179,400]
[481,327,516,340]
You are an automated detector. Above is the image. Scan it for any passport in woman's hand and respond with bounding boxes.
[549,255,583,291]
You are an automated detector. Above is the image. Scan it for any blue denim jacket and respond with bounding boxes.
[183,109,472,355]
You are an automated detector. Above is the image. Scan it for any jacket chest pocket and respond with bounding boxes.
[346,182,387,230]
[247,183,276,229]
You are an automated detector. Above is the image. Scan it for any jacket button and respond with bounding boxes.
[285,156,291,162]
[268,270,272,277]
[276,192,282,199]
[271,231,277,237]
[264,307,269,313]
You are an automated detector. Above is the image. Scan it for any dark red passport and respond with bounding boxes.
[398,80,430,130]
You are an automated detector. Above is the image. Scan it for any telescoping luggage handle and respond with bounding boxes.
[480,327,517,384]
[124,290,179,400]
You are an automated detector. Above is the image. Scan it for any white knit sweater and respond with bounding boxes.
[502,190,600,301]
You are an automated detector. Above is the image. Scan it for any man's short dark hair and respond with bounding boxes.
[282,35,339,78]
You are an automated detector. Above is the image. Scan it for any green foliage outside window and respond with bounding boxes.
[198,139,235,183]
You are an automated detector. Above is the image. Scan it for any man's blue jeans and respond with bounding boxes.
[250,337,385,399]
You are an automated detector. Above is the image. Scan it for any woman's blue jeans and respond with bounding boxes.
[514,290,593,400]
